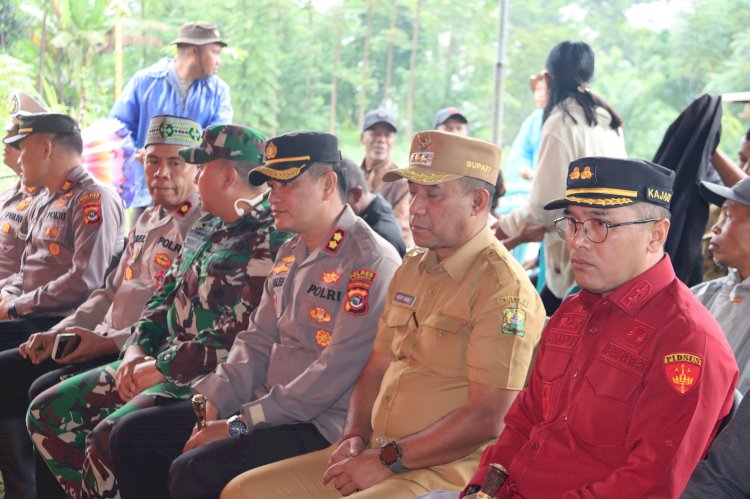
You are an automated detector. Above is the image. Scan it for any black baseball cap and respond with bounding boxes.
[544,157,675,211]
[363,109,397,133]
[434,107,468,128]
[248,131,341,186]
[3,113,81,148]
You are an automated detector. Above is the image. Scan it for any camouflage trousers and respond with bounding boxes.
[26,359,190,499]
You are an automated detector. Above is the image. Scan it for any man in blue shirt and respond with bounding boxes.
[110,21,233,214]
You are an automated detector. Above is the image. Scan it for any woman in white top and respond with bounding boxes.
[496,40,627,315]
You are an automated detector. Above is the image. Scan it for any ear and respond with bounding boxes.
[41,137,54,160]
[470,187,491,215]
[223,165,238,190]
[648,218,670,252]
[359,132,366,145]
[321,170,338,201]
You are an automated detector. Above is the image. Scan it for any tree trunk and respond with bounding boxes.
[357,0,373,130]
[383,0,398,105]
[329,31,341,134]
[406,0,422,141]
[37,0,48,97]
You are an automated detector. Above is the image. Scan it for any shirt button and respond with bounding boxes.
[375,437,385,445]
[588,326,599,334]
[572,369,579,378]
[529,441,539,450]
[510,481,519,492]
[562,415,568,421]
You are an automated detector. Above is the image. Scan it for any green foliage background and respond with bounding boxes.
[1,0,749,181]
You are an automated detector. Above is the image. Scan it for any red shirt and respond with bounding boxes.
[466,256,738,498]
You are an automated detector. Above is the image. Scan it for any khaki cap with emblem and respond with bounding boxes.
[171,21,227,47]
[382,130,501,186]
[248,131,341,186]
[5,91,49,132]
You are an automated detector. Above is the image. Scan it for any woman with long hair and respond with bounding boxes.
[495,40,627,315]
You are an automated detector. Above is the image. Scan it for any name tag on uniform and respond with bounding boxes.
[393,292,417,308]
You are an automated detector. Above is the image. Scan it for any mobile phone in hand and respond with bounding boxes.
[52,333,81,360]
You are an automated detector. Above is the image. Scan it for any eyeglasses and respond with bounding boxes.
[553,216,659,243]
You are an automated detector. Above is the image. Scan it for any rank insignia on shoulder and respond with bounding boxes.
[310,306,332,323]
[282,255,296,264]
[501,308,526,336]
[321,271,341,284]
[153,253,172,269]
[124,265,133,281]
[176,201,192,217]
[78,192,102,225]
[315,329,332,348]
[61,179,75,192]
[664,353,702,395]
[324,228,346,254]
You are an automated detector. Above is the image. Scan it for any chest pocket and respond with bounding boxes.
[570,358,643,453]
[418,314,470,374]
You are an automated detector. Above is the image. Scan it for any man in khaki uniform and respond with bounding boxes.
[0,91,48,283]
[0,114,202,499]
[0,113,125,351]
[221,130,545,498]
[360,108,412,247]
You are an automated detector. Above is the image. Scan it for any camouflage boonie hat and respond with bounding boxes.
[178,124,266,165]
[145,115,202,148]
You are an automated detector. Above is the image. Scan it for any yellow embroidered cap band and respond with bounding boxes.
[382,130,502,186]
[543,157,675,211]
[248,131,341,186]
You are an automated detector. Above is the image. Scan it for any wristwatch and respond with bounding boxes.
[7,303,19,320]
[379,441,409,473]
[227,415,248,438]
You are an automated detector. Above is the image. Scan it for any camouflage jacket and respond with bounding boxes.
[124,199,288,387]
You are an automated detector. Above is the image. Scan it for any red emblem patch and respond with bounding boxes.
[153,271,166,289]
[153,253,172,269]
[664,353,702,395]
[78,192,102,225]
[324,228,346,254]
[344,269,376,316]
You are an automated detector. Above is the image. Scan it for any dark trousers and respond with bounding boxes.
[0,347,117,499]
[0,317,61,352]
[109,400,330,499]
[540,285,563,316]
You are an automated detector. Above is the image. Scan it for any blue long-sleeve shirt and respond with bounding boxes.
[109,57,233,208]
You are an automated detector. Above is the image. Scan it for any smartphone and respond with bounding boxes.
[52,333,81,360]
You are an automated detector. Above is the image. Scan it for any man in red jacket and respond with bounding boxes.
[458,157,738,498]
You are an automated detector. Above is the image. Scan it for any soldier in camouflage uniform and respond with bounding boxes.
[0,91,48,284]
[0,114,203,499]
[27,124,289,499]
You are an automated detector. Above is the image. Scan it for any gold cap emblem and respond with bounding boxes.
[8,94,19,115]
[265,141,277,160]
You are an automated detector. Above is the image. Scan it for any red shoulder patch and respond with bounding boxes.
[664,353,702,395]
